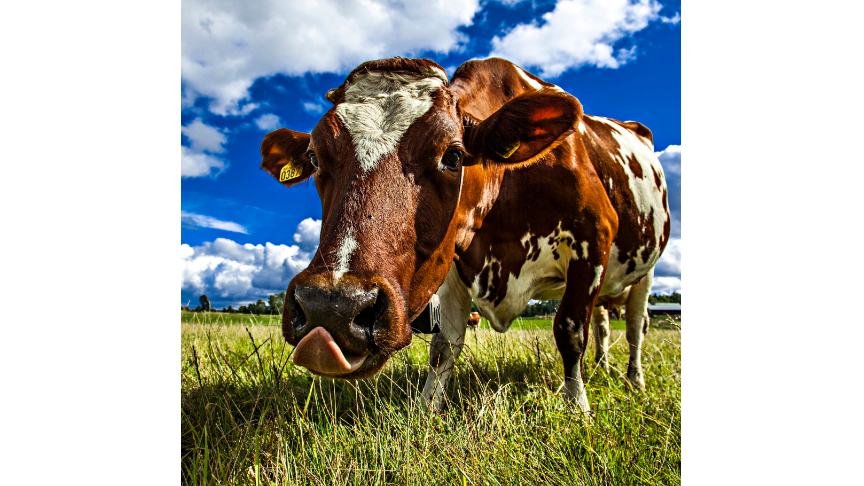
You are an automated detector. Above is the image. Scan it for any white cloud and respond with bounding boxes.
[292,217,321,251]
[489,0,665,77]
[661,12,680,24]
[181,118,229,178]
[182,0,481,115]
[491,0,528,6]
[655,237,680,276]
[302,100,325,116]
[651,276,680,295]
[656,144,681,175]
[254,113,282,131]
[181,146,227,178]
[181,220,322,306]
[181,211,248,234]
[181,118,227,153]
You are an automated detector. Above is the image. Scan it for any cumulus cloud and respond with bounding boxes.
[254,113,282,131]
[182,0,481,115]
[181,118,229,178]
[655,144,680,238]
[656,144,680,175]
[181,146,227,178]
[292,218,321,252]
[492,0,528,6]
[302,100,325,116]
[655,237,680,276]
[489,0,667,77]
[181,219,322,307]
[650,276,681,295]
[181,118,227,153]
[661,12,680,24]
[181,211,248,234]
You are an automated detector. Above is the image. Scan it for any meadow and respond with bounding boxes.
[181,314,681,485]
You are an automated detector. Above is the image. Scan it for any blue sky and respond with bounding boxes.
[181,0,682,309]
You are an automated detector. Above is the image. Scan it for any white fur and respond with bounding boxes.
[421,263,472,411]
[587,115,668,277]
[335,72,446,173]
[588,265,604,295]
[514,65,543,90]
[333,227,357,282]
[564,318,590,411]
[471,223,575,331]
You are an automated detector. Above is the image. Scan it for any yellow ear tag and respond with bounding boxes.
[497,140,521,159]
[279,162,302,182]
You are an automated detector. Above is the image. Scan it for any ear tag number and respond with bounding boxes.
[497,140,521,159]
[279,162,302,182]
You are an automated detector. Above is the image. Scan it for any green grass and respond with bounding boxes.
[181,310,282,326]
[182,320,681,485]
[504,317,625,331]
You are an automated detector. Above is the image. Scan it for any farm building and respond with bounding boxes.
[647,303,681,317]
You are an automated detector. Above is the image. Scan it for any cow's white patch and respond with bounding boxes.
[578,120,586,134]
[563,317,589,411]
[514,65,543,90]
[580,241,589,260]
[588,265,604,295]
[471,223,574,331]
[333,227,358,282]
[588,115,668,260]
[335,71,446,173]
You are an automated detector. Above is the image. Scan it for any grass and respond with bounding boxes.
[181,317,681,485]
[181,311,282,326]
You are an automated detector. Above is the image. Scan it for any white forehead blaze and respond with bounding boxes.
[333,226,358,283]
[334,70,447,173]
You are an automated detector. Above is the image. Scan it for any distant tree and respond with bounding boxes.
[199,294,211,311]
[194,305,203,312]
[649,292,681,304]
[227,305,235,313]
[238,305,248,314]
[269,291,286,315]
[471,300,479,313]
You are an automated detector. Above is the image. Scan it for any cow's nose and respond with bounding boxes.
[291,285,381,354]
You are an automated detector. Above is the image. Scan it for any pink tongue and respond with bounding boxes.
[293,327,366,375]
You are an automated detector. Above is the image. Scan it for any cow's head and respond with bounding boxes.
[260,58,581,379]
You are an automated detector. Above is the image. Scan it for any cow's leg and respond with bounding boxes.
[591,305,611,372]
[421,263,471,411]
[555,253,611,413]
[624,268,653,390]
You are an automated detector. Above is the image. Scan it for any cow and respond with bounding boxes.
[259,57,670,412]
[467,312,482,328]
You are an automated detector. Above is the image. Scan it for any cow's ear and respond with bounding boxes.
[260,128,316,187]
[465,88,582,166]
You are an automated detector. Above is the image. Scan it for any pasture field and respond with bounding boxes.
[181,317,681,485]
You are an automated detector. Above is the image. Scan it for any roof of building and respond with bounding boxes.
[647,303,681,310]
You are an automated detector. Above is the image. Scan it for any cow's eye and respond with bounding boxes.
[307,152,318,168]
[441,149,462,171]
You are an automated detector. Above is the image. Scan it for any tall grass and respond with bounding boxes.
[181,320,680,485]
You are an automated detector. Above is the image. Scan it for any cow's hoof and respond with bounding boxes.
[626,370,645,391]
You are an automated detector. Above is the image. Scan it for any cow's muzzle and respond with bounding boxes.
[288,281,387,376]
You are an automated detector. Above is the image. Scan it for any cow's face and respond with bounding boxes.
[260,59,582,379]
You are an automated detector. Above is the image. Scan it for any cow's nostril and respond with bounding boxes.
[291,293,308,333]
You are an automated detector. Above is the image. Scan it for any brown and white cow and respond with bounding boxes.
[467,312,482,328]
[259,57,669,412]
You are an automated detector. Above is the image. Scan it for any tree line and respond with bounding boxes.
[184,290,680,316]
[182,291,286,315]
